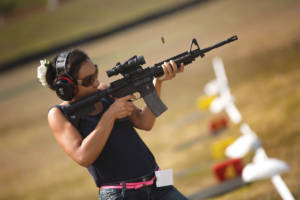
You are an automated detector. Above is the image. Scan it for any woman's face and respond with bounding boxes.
[74,59,100,100]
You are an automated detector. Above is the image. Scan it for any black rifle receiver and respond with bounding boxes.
[61,35,238,127]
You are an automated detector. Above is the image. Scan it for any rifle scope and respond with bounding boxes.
[107,55,145,77]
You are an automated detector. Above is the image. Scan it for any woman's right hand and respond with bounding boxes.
[107,95,136,119]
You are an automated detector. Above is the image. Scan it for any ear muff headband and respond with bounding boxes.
[56,51,70,76]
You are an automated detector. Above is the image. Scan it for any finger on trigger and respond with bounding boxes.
[128,94,137,102]
[122,95,133,101]
[130,94,137,100]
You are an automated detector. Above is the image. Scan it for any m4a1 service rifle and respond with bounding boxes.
[61,35,238,127]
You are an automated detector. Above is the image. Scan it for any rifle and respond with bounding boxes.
[61,35,238,127]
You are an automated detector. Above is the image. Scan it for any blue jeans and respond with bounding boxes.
[99,185,189,200]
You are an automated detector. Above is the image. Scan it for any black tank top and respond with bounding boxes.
[57,97,158,187]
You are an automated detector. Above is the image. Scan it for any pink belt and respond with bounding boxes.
[100,175,156,190]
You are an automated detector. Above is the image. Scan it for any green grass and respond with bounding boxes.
[0,0,300,199]
[0,0,185,67]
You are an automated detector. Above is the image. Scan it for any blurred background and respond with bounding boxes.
[0,0,299,199]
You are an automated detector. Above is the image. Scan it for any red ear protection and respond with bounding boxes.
[54,51,78,101]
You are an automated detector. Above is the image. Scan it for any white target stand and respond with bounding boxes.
[203,57,295,200]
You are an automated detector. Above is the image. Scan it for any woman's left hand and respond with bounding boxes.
[157,60,184,82]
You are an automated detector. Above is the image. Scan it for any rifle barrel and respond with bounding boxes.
[200,35,238,54]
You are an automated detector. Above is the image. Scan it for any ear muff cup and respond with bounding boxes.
[55,76,78,101]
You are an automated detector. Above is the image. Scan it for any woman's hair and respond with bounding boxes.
[46,49,89,91]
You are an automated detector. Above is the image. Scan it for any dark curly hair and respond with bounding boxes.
[45,49,89,91]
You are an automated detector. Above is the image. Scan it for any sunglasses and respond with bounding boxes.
[77,64,98,87]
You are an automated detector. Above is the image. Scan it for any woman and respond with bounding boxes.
[37,49,189,200]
